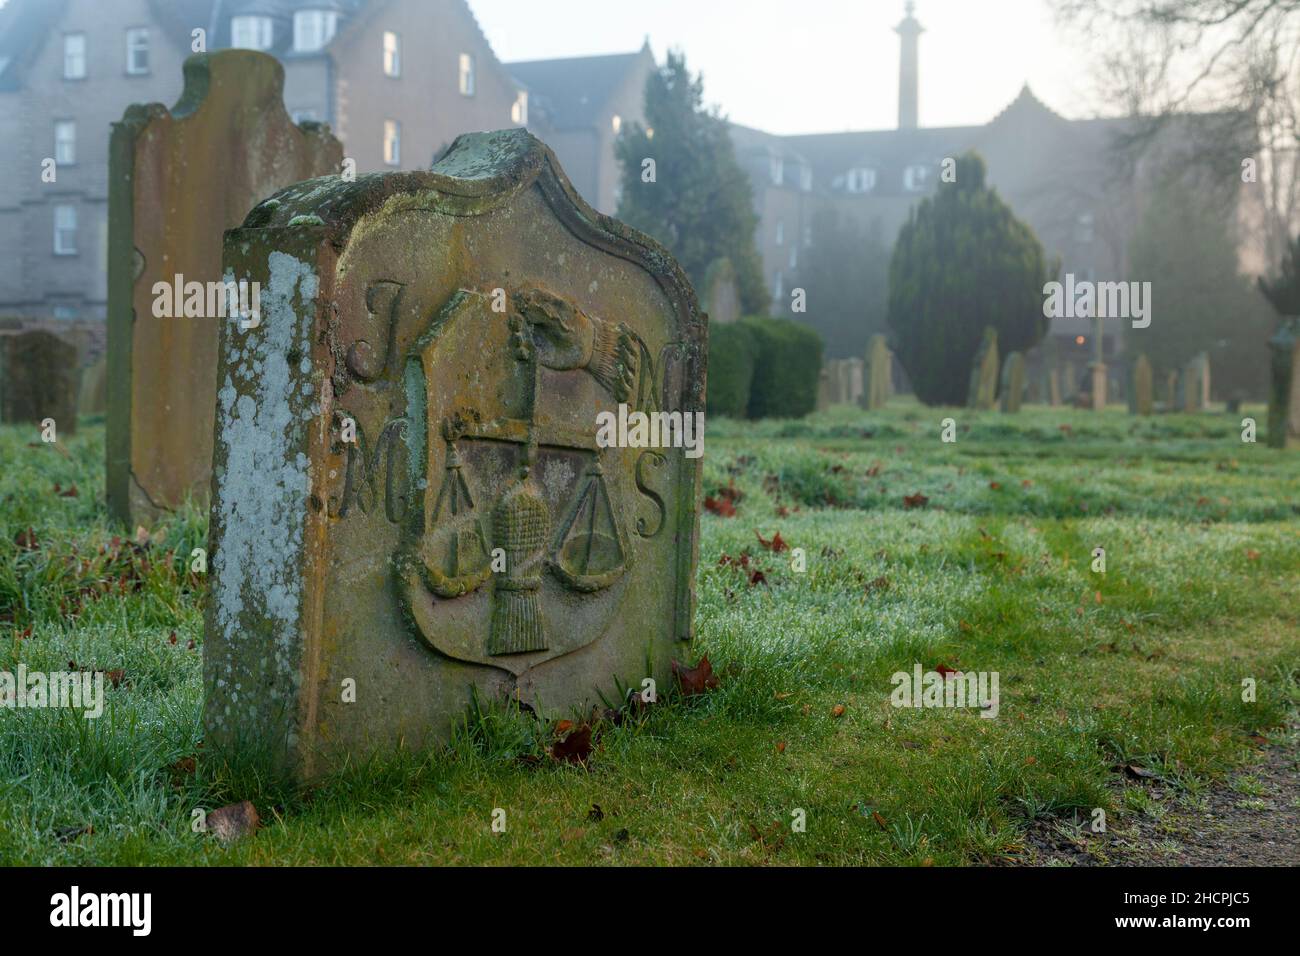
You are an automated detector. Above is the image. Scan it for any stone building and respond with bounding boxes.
[0,0,1259,396]
[506,43,656,216]
[0,0,639,322]
[731,2,1260,385]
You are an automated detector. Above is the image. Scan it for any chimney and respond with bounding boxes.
[895,1,923,130]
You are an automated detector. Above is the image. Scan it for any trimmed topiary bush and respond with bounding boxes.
[742,316,823,419]
[705,321,756,419]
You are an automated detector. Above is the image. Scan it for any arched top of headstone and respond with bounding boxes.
[237,128,702,333]
[115,50,335,146]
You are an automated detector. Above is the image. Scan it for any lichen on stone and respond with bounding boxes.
[212,251,318,712]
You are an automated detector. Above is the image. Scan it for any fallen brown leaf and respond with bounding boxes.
[671,655,719,696]
[550,724,594,765]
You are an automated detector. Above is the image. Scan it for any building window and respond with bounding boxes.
[294,10,338,53]
[383,120,401,166]
[53,306,80,321]
[770,156,784,186]
[63,33,86,80]
[803,224,813,248]
[903,163,930,191]
[799,164,813,192]
[231,16,273,51]
[54,205,78,255]
[773,271,784,301]
[846,167,876,194]
[789,246,798,270]
[775,221,784,246]
[512,91,528,125]
[383,31,401,77]
[611,114,622,135]
[458,53,475,95]
[55,121,76,165]
[125,27,150,75]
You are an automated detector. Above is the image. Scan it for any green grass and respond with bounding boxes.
[1,403,1296,865]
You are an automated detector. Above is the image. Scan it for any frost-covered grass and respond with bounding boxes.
[0,404,1296,865]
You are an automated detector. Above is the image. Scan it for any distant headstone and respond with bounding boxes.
[107,50,343,527]
[79,356,108,416]
[1165,370,1178,411]
[845,357,864,406]
[204,129,705,779]
[816,366,832,411]
[1088,361,1107,411]
[864,334,892,410]
[1130,353,1153,416]
[821,358,860,406]
[1267,317,1300,449]
[701,257,741,326]
[967,326,998,410]
[1063,361,1078,400]
[999,351,1025,413]
[0,331,79,434]
[1181,353,1209,412]
[1047,367,1061,406]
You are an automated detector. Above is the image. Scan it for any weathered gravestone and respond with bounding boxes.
[107,50,343,527]
[79,357,108,416]
[1063,361,1078,401]
[204,129,705,778]
[1180,353,1209,412]
[1046,367,1061,406]
[864,335,892,410]
[1267,317,1300,449]
[821,359,848,406]
[1000,351,1025,413]
[816,366,832,410]
[0,330,80,434]
[844,357,864,406]
[967,326,998,410]
[701,257,741,326]
[1130,353,1153,416]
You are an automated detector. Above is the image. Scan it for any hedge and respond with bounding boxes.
[741,316,823,420]
[705,321,756,418]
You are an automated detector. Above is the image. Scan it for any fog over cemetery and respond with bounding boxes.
[0,0,1296,876]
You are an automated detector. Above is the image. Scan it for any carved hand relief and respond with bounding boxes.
[323,283,676,674]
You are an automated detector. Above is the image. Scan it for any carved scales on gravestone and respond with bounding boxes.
[204,130,705,779]
[406,288,641,659]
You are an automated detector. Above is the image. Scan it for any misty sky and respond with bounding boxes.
[475,0,1099,135]
[0,0,1101,133]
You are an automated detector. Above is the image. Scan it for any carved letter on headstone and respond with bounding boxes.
[107,51,343,527]
[204,130,705,779]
